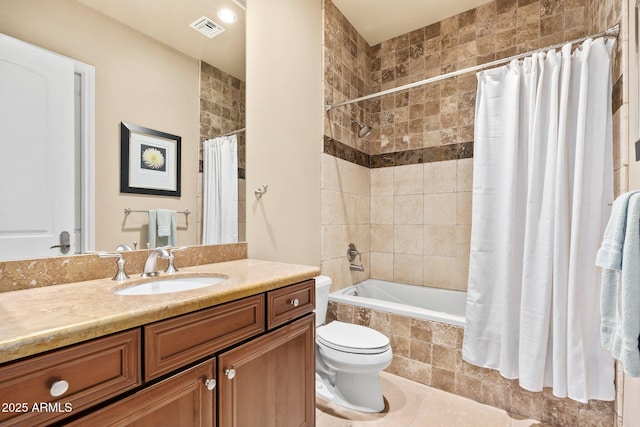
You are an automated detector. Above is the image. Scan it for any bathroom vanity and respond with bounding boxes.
[0,259,318,426]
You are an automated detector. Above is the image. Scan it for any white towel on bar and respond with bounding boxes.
[148,209,177,248]
[599,193,640,376]
[156,209,173,237]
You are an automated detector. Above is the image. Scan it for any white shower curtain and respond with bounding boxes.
[202,135,238,244]
[462,38,616,402]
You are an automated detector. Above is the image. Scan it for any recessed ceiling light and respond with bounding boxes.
[217,9,237,23]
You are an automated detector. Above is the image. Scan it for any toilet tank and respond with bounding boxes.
[314,275,332,326]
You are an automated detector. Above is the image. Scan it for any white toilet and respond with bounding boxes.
[314,275,393,413]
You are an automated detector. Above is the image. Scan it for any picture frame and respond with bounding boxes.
[120,122,181,197]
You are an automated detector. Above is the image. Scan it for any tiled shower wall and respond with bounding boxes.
[322,0,625,292]
[322,0,624,424]
[197,62,246,242]
[370,160,472,291]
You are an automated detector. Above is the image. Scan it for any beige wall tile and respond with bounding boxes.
[371,167,394,195]
[394,253,424,285]
[424,255,456,289]
[424,160,457,193]
[322,153,341,191]
[425,224,457,257]
[321,257,344,291]
[371,224,394,253]
[356,194,371,224]
[457,158,473,192]
[371,252,394,280]
[395,194,424,224]
[371,195,394,224]
[322,224,344,261]
[424,193,456,225]
[456,191,473,226]
[394,164,424,194]
[394,224,424,255]
[322,189,345,225]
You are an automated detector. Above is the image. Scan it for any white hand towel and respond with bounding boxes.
[156,209,174,237]
[598,192,639,349]
[604,193,640,376]
[147,210,157,248]
[596,191,639,270]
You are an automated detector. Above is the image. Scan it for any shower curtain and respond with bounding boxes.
[462,38,616,402]
[202,135,238,244]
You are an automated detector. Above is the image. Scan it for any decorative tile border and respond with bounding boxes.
[324,135,473,168]
[323,136,370,168]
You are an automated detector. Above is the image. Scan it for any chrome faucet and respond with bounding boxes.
[142,247,171,277]
[347,243,365,272]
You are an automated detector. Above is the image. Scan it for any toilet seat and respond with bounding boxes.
[317,321,390,354]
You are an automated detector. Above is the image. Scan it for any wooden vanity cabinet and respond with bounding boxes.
[66,358,216,426]
[0,329,140,427]
[218,315,315,427]
[2,279,315,427]
[144,295,265,381]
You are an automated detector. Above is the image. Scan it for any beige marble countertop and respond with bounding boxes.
[0,258,320,364]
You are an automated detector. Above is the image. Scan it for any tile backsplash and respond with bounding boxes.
[0,243,247,293]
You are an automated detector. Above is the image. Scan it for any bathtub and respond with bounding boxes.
[329,279,466,327]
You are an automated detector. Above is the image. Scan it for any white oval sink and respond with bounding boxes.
[113,276,226,296]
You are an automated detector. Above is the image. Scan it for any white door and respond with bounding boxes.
[0,34,75,260]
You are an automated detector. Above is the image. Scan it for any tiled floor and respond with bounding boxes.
[316,372,549,427]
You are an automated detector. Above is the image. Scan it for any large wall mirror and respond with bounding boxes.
[0,0,246,260]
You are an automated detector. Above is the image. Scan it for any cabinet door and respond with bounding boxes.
[67,359,216,427]
[218,315,315,427]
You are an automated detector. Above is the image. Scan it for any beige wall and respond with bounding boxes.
[245,0,323,266]
[0,0,200,252]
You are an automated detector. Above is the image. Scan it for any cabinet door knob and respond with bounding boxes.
[50,380,69,397]
[290,298,300,307]
[205,378,216,391]
[225,368,236,380]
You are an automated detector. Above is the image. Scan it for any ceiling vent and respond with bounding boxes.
[190,16,225,39]
[232,0,247,11]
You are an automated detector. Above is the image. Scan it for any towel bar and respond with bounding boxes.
[124,208,191,217]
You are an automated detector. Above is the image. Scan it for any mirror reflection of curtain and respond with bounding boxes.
[202,136,238,244]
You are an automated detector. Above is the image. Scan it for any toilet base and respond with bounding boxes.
[315,371,386,413]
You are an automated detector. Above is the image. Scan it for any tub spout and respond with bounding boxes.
[350,263,365,272]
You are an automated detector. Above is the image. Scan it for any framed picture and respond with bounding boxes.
[120,122,181,197]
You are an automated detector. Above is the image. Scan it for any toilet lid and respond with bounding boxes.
[317,321,390,354]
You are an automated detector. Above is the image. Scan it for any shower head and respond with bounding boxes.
[351,118,372,138]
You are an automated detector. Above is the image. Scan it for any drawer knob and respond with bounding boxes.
[290,298,300,307]
[50,380,69,397]
[205,378,216,391]
[225,368,236,380]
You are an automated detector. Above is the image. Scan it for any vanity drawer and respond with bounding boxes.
[0,329,141,426]
[267,280,315,329]
[144,294,265,381]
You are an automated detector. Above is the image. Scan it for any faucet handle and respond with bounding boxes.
[97,252,130,281]
[164,247,187,274]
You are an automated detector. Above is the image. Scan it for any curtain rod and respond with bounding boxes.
[201,128,246,141]
[325,24,620,111]
[221,127,245,137]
